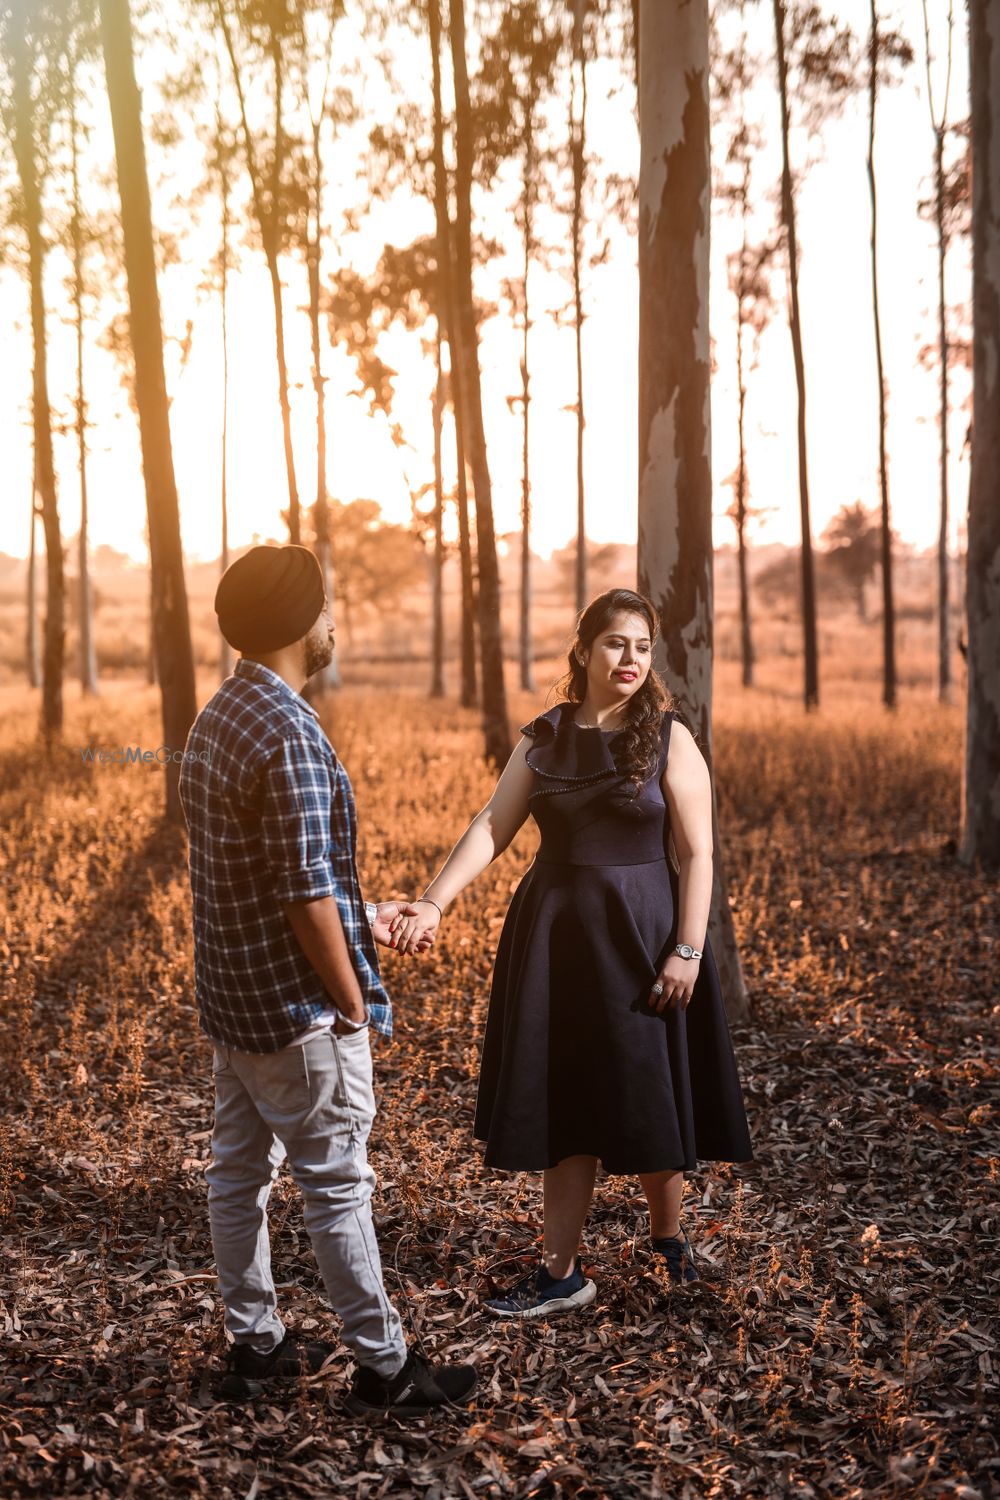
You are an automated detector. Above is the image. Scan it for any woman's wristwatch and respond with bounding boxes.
[674,942,703,960]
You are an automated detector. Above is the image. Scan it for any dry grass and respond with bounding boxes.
[0,664,996,1498]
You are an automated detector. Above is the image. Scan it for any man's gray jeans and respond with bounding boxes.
[206,1026,407,1378]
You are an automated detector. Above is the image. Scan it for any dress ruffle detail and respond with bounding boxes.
[520,701,622,789]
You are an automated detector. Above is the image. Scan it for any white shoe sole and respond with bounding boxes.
[485,1278,597,1319]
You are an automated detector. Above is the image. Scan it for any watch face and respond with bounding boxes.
[677,944,692,958]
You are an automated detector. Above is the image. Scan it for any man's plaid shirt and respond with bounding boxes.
[178,657,391,1053]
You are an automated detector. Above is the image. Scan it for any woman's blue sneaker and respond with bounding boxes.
[483,1255,597,1319]
[652,1226,700,1284]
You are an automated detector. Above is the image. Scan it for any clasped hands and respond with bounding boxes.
[370,900,441,955]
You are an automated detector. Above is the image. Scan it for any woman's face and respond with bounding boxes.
[580,611,652,704]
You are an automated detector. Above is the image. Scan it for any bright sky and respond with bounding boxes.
[0,0,971,568]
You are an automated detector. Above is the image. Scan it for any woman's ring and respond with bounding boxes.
[651,982,664,998]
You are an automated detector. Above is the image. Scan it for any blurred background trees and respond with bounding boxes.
[0,0,996,868]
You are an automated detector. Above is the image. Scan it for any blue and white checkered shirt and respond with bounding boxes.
[178,657,391,1053]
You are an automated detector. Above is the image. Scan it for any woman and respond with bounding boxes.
[391,588,752,1317]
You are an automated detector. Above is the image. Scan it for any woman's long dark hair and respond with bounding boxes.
[556,588,673,791]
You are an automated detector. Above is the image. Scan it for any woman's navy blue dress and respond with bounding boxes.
[473,701,753,1175]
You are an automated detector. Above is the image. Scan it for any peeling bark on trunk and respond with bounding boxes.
[960,0,1000,874]
[637,0,749,1023]
[10,2,64,740]
[100,0,197,821]
[448,0,511,767]
[773,0,819,710]
[867,0,897,710]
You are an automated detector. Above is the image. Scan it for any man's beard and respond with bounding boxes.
[304,636,334,678]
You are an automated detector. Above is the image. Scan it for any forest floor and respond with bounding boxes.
[0,670,997,1498]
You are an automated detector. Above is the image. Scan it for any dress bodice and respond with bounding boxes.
[520,701,674,866]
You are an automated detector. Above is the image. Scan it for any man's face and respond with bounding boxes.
[303,598,335,677]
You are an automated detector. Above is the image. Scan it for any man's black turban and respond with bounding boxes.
[215,544,325,654]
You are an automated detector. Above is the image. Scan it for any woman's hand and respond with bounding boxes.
[389,899,442,955]
[649,954,700,1013]
[371,902,434,952]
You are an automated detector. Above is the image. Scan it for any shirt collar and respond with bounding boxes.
[233,656,321,722]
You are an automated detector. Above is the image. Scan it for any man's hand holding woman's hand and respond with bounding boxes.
[371,901,435,953]
[388,899,442,955]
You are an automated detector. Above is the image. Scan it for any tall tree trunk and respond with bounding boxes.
[268,34,299,545]
[456,415,478,707]
[431,326,446,698]
[935,127,952,702]
[70,65,98,696]
[308,106,340,692]
[773,0,819,710]
[637,0,749,1024]
[100,0,197,821]
[959,0,1000,874]
[146,519,156,687]
[519,117,535,694]
[27,491,40,688]
[218,93,233,681]
[428,0,476,706]
[571,0,588,615]
[735,302,754,688]
[217,2,300,545]
[10,2,64,739]
[448,0,511,767]
[867,0,896,710]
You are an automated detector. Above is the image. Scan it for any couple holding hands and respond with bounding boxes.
[178,544,752,1417]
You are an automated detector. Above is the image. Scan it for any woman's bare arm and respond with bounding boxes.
[390,737,536,953]
[661,720,714,953]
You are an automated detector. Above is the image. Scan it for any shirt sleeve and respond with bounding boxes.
[258,735,339,905]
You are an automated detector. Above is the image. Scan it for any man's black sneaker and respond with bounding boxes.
[344,1349,477,1418]
[652,1226,700,1285]
[216,1330,336,1399]
[482,1256,597,1319]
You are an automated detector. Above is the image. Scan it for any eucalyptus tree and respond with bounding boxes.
[1,0,67,736]
[637,0,747,1022]
[449,0,510,767]
[326,236,454,695]
[293,1,348,692]
[570,0,587,613]
[711,0,777,690]
[63,2,100,694]
[99,0,197,821]
[770,0,856,710]
[215,0,305,544]
[866,2,912,711]
[920,0,957,703]
[478,0,562,693]
[363,0,478,705]
[960,0,1000,874]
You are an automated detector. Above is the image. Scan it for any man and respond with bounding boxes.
[178,543,476,1416]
